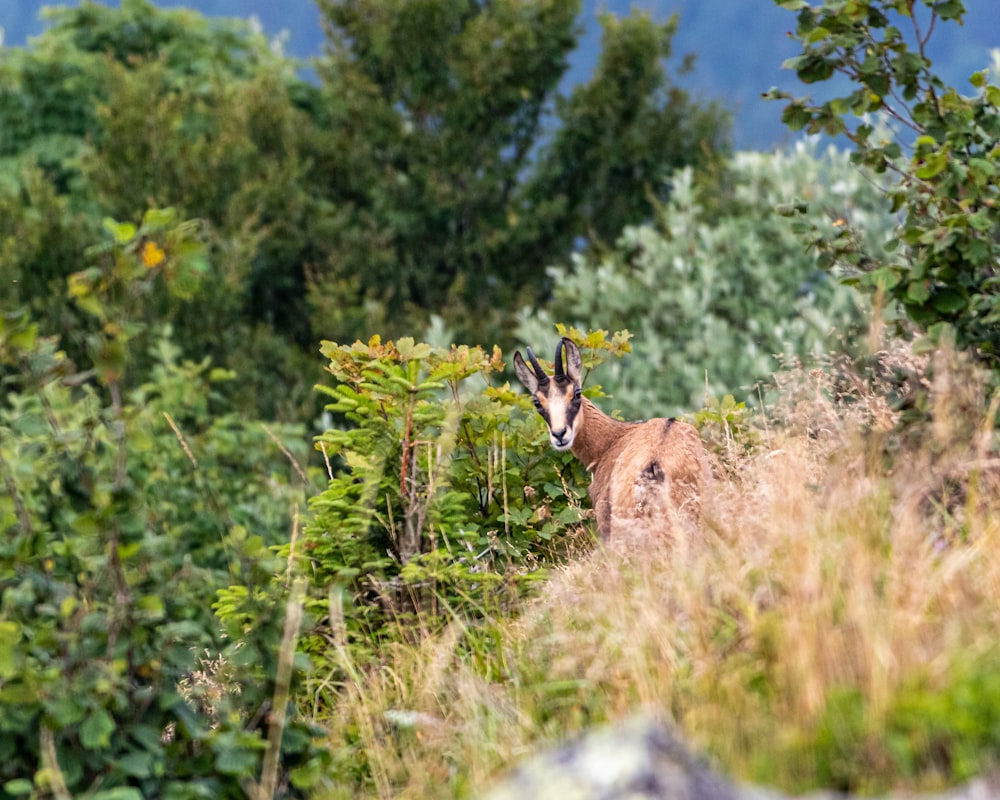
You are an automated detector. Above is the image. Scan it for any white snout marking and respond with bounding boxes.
[551,433,574,451]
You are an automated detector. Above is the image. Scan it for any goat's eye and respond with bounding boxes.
[532,397,542,409]
[573,387,582,400]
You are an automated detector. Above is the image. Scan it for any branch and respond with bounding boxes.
[0,431,32,537]
[39,727,73,800]
[252,577,307,800]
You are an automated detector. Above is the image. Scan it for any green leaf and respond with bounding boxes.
[140,207,177,229]
[396,337,433,362]
[863,72,890,97]
[102,218,137,244]
[925,320,956,344]
[868,267,902,292]
[115,750,155,779]
[214,743,260,776]
[290,758,326,789]
[0,622,20,679]
[781,102,813,131]
[137,594,166,621]
[915,153,948,179]
[80,710,116,750]
[934,0,964,21]
[6,324,38,354]
[907,281,931,304]
[48,697,86,727]
[932,289,967,313]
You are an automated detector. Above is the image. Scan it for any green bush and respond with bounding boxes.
[791,650,1000,793]
[519,144,892,416]
[772,0,1000,372]
[298,331,634,666]
[0,212,329,798]
[2,0,732,419]
[0,0,324,421]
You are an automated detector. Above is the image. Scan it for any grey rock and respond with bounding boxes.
[484,716,773,800]
[484,717,1000,800]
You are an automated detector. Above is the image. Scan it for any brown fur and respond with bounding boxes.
[513,338,709,541]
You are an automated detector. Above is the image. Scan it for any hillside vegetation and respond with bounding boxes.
[1,1,999,798]
[317,343,1000,797]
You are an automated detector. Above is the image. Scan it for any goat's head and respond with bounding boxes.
[513,337,583,451]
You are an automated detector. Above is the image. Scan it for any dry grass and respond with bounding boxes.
[311,343,1000,799]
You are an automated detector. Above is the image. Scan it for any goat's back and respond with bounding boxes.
[589,417,708,540]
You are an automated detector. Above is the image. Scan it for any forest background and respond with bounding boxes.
[3,0,1000,150]
[2,0,1000,798]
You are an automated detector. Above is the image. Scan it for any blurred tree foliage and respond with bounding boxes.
[309,0,728,343]
[0,210,329,798]
[771,0,1000,374]
[0,0,728,422]
[518,144,895,415]
[0,0,325,419]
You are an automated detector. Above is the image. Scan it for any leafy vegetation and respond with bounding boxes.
[0,212,329,798]
[0,0,728,422]
[519,143,892,415]
[310,343,1000,797]
[770,0,1000,372]
[299,330,636,667]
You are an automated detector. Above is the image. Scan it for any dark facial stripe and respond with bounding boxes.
[533,380,581,436]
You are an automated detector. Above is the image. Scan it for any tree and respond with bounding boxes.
[518,144,891,415]
[770,0,1000,371]
[309,0,729,344]
[0,0,325,418]
[2,0,728,417]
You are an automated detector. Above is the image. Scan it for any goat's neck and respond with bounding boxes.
[571,397,634,473]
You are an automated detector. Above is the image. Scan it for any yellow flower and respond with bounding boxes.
[142,241,166,268]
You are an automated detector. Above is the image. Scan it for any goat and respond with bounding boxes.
[513,338,709,541]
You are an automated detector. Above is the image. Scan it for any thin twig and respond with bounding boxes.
[319,440,334,481]
[39,727,72,800]
[286,505,300,587]
[501,432,509,538]
[163,411,198,468]
[255,577,307,800]
[263,425,308,484]
[0,431,32,536]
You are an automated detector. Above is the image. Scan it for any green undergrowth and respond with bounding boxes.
[309,342,1000,798]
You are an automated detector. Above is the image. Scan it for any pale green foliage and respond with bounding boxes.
[520,144,894,416]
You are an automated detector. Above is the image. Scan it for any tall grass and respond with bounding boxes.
[311,344,1000,798]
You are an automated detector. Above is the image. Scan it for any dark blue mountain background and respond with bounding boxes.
[1,0,998,149]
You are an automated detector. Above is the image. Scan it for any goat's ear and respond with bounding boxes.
[512,351,539,394]
[561,338,583,384]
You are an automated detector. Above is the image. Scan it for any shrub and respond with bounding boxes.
[311,337,1000,798]
[297,330,636,669]
[772,0,1000,373]
[0,211,329,798]
[519,143,892,417]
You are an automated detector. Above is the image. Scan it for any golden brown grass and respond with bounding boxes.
[311,344,1000,799]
